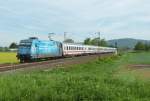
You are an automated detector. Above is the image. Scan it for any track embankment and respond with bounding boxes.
[0,53,113,72]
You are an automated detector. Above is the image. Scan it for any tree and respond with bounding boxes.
[0,47,3,51]
[91,38,108,46]
[84,38,91,45]
[91,38,100,46]
[63,39,74,43]
[83,37,108,47]
[100,39,108,47]
[145,43,150,51]
[9,42,18,49]
[134,41,145,51]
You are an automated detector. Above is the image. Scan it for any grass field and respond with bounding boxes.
[0,52,150,101]
[0,52,19,64]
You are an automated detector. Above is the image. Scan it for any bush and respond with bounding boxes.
[134,41,150,51]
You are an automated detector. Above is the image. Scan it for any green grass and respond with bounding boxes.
[0,52,19,64]
[0,52,150,101]
[115,52,150,80]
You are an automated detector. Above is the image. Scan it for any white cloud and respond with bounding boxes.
[0,0,150,46]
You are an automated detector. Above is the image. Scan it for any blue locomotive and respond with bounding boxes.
[17,37,63,62]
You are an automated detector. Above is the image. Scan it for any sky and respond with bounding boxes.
[0,0,150,46]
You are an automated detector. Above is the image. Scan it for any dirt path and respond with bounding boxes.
[126,64,150,78]
[129,64,150,69]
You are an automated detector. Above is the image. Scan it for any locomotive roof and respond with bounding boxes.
[20,38,60,43]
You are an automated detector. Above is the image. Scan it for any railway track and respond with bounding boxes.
[0,53,113,72]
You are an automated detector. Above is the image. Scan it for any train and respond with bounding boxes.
[17,37,117,62]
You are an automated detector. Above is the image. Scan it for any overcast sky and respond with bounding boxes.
[0,0,150,46]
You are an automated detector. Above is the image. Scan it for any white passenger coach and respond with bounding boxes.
[62,43,117,56]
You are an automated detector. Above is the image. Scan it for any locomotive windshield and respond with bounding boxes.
[19,40,32,47]
[19,42,31,46]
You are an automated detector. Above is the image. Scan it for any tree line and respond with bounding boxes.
[1,38,108,52]
[83,38,108,47]
[1,39,150,52]
[0,42,18,52]
[134,41,150,51]
[64,37,108,47]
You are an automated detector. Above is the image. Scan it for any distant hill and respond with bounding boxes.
[108,38,150,49]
